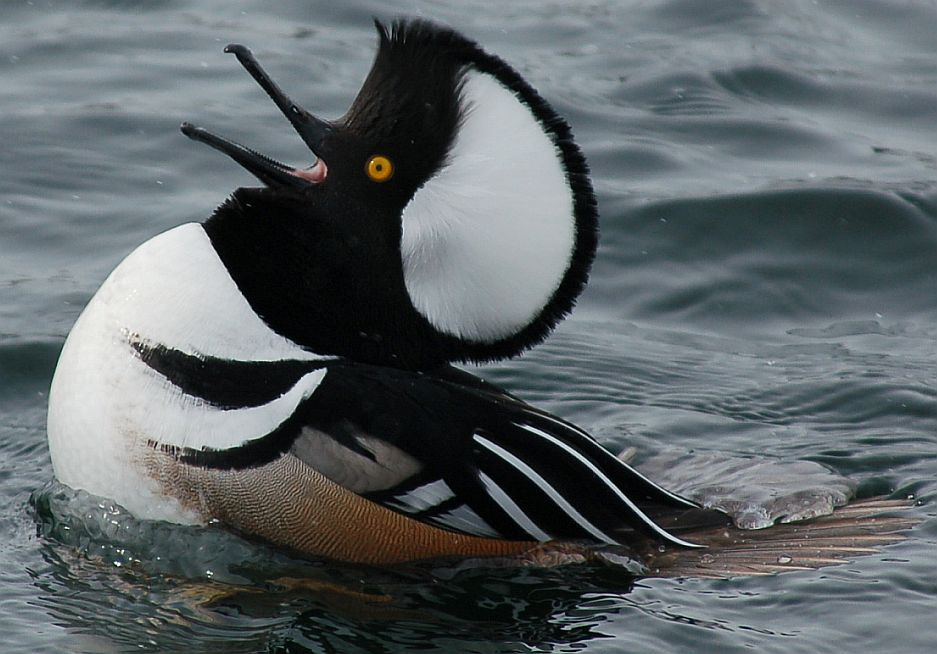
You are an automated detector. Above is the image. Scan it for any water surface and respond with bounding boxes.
[2,1,936,652]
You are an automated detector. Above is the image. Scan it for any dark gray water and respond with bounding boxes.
[3,1,937,652]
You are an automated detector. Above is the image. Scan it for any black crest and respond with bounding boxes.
[195,19,598,368]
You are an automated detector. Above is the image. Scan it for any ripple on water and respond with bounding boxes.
[591,187,937,332]
[29,483,654,652]
[4,1,937,652]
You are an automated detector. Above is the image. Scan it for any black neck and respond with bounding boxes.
[203,188,451,368]
[204,184,597,369]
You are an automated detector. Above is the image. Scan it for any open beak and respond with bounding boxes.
[181,44,332,189]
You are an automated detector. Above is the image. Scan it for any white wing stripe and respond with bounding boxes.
[526,409,594,440]
[475,433,617,544]
[436,504,501,538]
[477,471,551,541]
[513,422,701,548]
[385,478,456,513]
[531,412,697,508]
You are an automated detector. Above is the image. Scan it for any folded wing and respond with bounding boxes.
[136,343,728,554]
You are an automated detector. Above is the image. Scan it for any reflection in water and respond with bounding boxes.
[30,449,915,653]
[31,483,640,652]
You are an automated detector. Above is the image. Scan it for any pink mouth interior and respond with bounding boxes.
[290,159,328,183]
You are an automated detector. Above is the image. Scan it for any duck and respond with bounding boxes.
[47,19,908,571]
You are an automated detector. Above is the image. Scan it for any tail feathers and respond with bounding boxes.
[637,505,733,535]
[634,497,916,579]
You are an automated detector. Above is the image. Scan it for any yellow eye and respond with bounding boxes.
[365,155,394,182]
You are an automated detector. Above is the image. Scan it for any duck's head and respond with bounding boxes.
[183,19,597,368]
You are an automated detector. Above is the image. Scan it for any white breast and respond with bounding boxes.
[46,223,323,523]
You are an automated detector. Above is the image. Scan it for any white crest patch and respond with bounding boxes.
[399,69,575,343]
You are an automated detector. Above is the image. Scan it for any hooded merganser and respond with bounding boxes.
[47,20,908,569]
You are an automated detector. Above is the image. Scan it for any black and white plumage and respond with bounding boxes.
[187,20,599,370]
[132,338,708,548]
[48,19,716,562]
[47,20,908,570]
